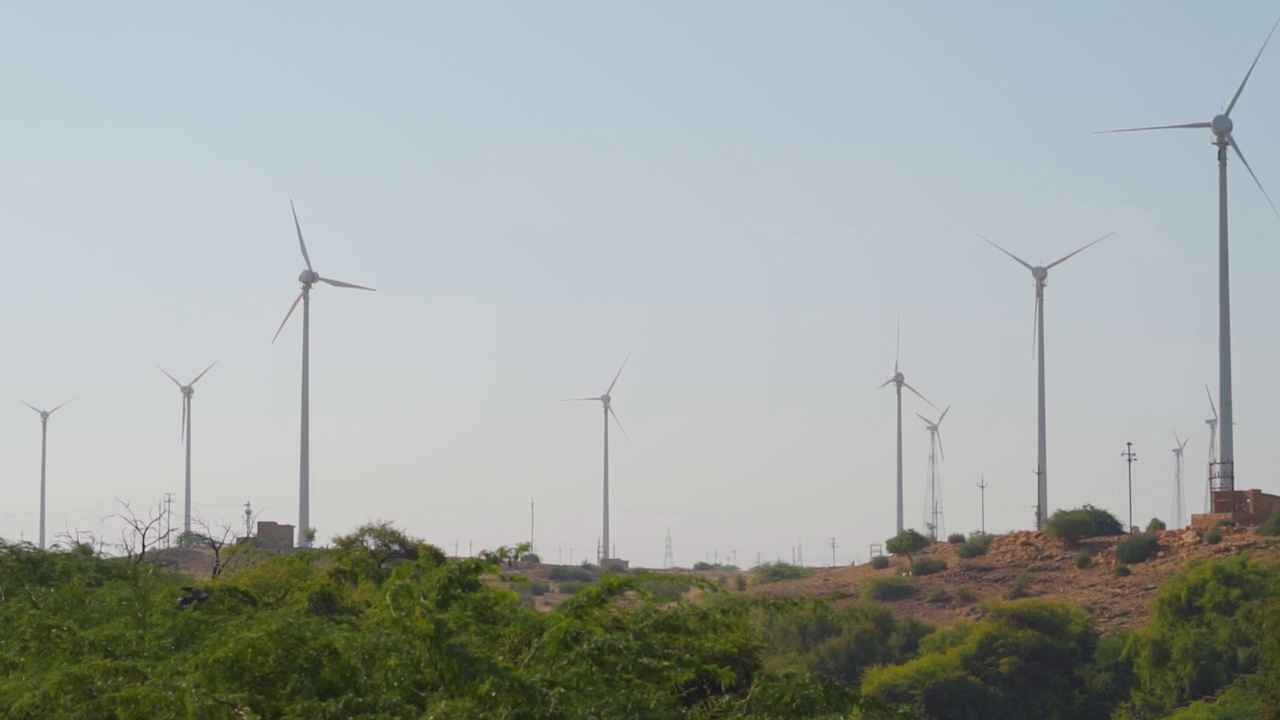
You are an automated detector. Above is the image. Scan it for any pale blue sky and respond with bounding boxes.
[3,2,1280,566]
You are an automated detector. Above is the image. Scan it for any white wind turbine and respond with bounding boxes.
[12,395,77,549]
[157,362,217,538]
[878,320,936,535]
[563,354,630,563]
[1205,386,1219,513]
[1171,431,1190,529]
[273,201,376,548]
[917,405,950,541]
[978,231,1112,530]
[1097,17,1280,498]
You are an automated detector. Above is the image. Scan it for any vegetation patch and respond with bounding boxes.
[946,533,966,544]
[1257,510,1280,536]
[1116,533,1160,565]
[1007,573,1034,599]
[911,557,947,576]
[886,529,931,562]
[1146,518,1167,533]
[958,534,994,559]
[927,588,950,603]
[870,555,891,569]
[863,575,915,601]
[1206,527,1223,545]
[1075,553,1093,570]
[548,565,593,582]
[752,561,811,585]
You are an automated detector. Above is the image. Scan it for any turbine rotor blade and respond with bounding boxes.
[157,365,183,388]
[560,397,603,402]
[876,378,895,391]
[318,276,376,291]
[608,405,630,443]
[1227,135,1280,218]
[1226,16,1280,116]
[1045,232,1114,269]
[290,200,313,272]
[936,431,944,461]
[1173,430,1182,447]
[895,316,901,374]
[902,382,938,410]
[972,231,1034,271]
[606,352,631,395]
[182,396,189,443]
[1092,122,1211,134]
[937,404,950,425]
[190,361,218,386]
[272,292,304,344]
[11,395,41,414]
[915,412,932,425]
[1206,385,1218,420]
[48,396,79,414]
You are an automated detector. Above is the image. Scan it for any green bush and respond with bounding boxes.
[733,574,747,591]
[1007,573,1034,599]
[911,557,947,576]
[637,576,691,602]
[529,582,550,596]
[1114,565,1132,578]
[558,580,585,595]
[947,533,966,544]
[520,552,541,563]
[1147,518,1167,533]
[548,566,593,582]
[1046,511,1096,543]
[1206,527,1223,545]
[870,555,891,569]
[955,586,976,603]
[1116,533,1159,565]
[1074,553,1092,569]
[1257,510,1280,536]
[958,534,994,559]
[886,529,931,562]
[863,575,915,601]
[1216,518,1238,528]
[604,561,628,574]
[752,561,811,585]
[927,588,950,603]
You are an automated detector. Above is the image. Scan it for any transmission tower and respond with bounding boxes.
[663,528,674,568]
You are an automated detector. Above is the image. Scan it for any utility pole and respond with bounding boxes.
[163,493,174,548]
[732,549,738,567]
[977,477,988,535]
[829,537,838,568]
[530,498,534,553]
[1123,442,1139,533]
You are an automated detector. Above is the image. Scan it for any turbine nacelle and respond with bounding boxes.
[601,394,611,406]
[892,372,905,385]
[299,269,320,284]
[1212,114,1234,137]
[1032,266,1048,282]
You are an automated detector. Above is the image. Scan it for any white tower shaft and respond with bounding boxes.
[1036,281,1048,529]
[1216,138,1236,494]
[299,284,312,548]
[895,384,904,535]
[602,403,610,562]
[39,418,48,550]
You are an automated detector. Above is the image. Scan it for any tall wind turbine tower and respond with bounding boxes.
[13,396,76,549]
[1171,432,1190,529]
[917,405,950,540]
[158,362,216,537]
[1205,386,1220,513]
[878,320,936,535]
[1097,17,1280,498]
[978,232,1112,529]
[564,354,631,563]
[273,201,376,547]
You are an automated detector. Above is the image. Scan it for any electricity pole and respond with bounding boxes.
[829,537,837,568]
[977,477,988,535]
[1122,442,1139,533]
[163,493,174,548]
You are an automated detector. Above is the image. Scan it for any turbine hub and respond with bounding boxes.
[892,372,904,384]
[1211,114,1233,137]
[183,386,194,397]
[602,394,611,405]
[39,411,49,420]
[299,269,319,284]
[1032,266,1048,282]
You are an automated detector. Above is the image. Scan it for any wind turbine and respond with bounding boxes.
[878,320,936,535]
[563,354,630,563]
[273,201,376,548]
[917,405,950,541]
[1096,17,1280,499]
[1171,431,1190,529]
[157,362,216,538]
[12,395,77,549]
[1205,386,1220,513]
[978,231,1112,530]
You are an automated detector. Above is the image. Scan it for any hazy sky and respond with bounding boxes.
[4,2,1280,567]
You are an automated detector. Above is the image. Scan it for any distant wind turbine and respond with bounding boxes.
[12,395,77,549]
[1096,17,1280,498]
[1171,431,1190,529]
[273,201,376,548]
[917,405,950,540]
[878,319,936,535]
[563,354,631,563]
[157,362,217,538]
[977,231,1112,530]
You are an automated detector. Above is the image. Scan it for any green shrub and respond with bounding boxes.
[1206,527,1223,545]
[863,575,915,601]
[1074,553,1092,569]
[733,574,747,591]
[557,581,585,595]
[1146,518,1167,533]
[638,576,691,601]
[911,557,947,576]
[520,552,541,563]
[955,586,976,603]
[927,588,950,603]
[947,533,965,544]
[548,566,593,582]
[605,561,628,574]
[1216,518,1238,528]
[1257,510,1280,536]
[870,555,891,569]
[1114,565,1131,578]
[529,582,550,596]
[1116,533,1159,564]
[886,529,930,562]
[1007,573,1034,599]
[1046,511,1096,543]
[958,534,994,559]
[752,561,811,585]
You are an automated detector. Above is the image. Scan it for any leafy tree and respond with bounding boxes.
[886,530,930,563]
[1257,509,1280,536]
[760,600,931,688]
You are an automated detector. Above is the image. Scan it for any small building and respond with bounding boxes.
[1190,489,1280,530]
[255,520,295,551]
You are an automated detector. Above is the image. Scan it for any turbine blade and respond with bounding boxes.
[189,361,217,386]
[48,396,79,414]
[157,365,183,388]
[1206,385,1218,420]
[1045,232,1114,269]
[182,397,189,444]
[606,352,631,395]
[937,404,950,425]
[915,412,932,425]
[290,200,313,272]
[895,316,901,374]
[936,431,944,462]
[1173,430,1182,447]
[272,292,304,344]
[1228,135,1280,218]
[560,397,602,402]
[1226,16,1280,116]
[608,405,630,443]
[318,276,376,291]
[972,231,1034,271]
[1092,122,1211,134]
[902,382,938,411]
[876,378,894,390]
[11,395,41,413]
